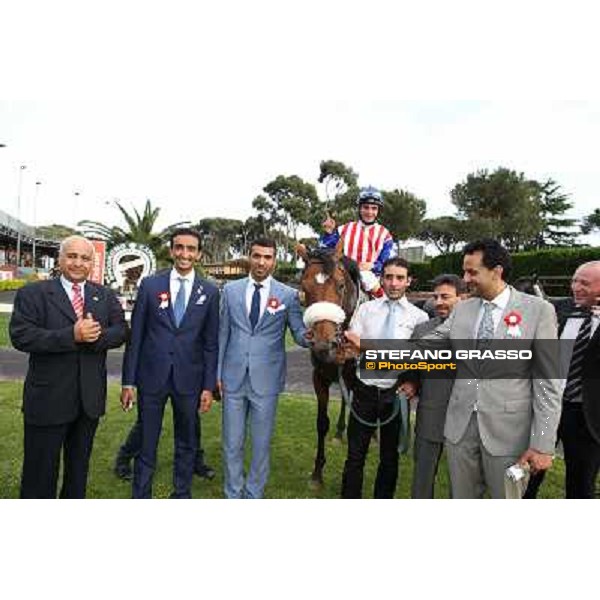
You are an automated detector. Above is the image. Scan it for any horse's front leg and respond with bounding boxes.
[310,370,330,488]
[334,359,354,442]
[333,394,346,443]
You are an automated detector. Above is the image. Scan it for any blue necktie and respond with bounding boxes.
[173,277,187,327]
[382,300,399,338]
[249,283,262,331]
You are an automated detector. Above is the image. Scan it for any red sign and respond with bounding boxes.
[89,240,106,284]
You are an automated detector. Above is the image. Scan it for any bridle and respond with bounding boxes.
[300,254,357,351]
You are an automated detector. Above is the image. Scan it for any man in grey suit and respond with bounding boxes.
[410,274,465,499]
[419,240,562,499]
[218,237,308,499]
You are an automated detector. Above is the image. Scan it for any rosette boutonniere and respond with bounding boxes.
[266,296,286,315]
[504,310,523,338]
[158,291,170,310]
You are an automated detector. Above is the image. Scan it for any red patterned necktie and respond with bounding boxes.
[72,282,84,319]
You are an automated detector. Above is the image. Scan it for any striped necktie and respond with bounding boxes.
[563,314,592,403]
[72,282,84,319]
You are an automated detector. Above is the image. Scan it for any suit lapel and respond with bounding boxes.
[237,278,252,328]
[461,300,481,348]
[48,278,77,322]
[83,282,100,318]
[255,278,280,331]
[495,286,517,340]
[178,275,203,327]
[158,272,176,329]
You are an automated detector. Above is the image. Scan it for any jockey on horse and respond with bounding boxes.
[318,186,395,299]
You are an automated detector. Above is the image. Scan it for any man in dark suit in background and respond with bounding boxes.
[525,261,600,499]
[121,228,219,499]
[10,235,127,498]
[410,274,465,498]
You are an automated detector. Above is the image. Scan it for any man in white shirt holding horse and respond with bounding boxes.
[342,257,429,498]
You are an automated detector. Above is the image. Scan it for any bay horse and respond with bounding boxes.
[297,243,361,488]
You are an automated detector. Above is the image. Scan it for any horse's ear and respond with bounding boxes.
[295,243,309,261]
[334,239,344,261]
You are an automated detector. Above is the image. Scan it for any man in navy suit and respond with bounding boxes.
[218,237,308,499]
[10,235,127,498]
[121,228,219,499]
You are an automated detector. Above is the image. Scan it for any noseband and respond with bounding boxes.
[303,302,347,348]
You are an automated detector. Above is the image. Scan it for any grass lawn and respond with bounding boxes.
[0,314,11,348]
[0,381,566,499]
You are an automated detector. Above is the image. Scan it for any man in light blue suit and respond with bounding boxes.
[218,237,308,499]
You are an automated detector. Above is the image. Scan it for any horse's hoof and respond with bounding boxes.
[331,435,344,446]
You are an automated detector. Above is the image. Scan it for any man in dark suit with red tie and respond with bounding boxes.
[121,228,219,499]
[10,235,127,498]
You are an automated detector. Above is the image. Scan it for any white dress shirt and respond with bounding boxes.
[60,275,86,304]
[169,268,195,310]
[245,275,272,321]
[473,285,511,338]
[349,294,429,389]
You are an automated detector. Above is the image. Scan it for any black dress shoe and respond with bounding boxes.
[194,463,216,481]
[114,461,133,481]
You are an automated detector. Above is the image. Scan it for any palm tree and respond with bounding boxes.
[79,199,187,266]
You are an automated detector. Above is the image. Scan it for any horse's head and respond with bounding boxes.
[298,242,359,363]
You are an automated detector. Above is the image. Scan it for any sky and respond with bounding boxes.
[1,1,599,244]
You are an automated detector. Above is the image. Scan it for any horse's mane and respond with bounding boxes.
[306,248,336,276]
[340,255,360,289]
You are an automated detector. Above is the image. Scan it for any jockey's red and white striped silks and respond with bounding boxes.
[339,221,392,265]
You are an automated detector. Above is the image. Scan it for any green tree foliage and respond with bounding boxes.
[527,179,578,248]
[195,217,244,263]
[255,175,321,258]
[581,208,600,235]
[35,224,77,241]
[317,160,360,226]
[379,189,426,242]
[240,215,272,250]
[450,167,544,251]
[416,216,474,254]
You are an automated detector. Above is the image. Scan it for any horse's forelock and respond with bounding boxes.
[304,248,336,277]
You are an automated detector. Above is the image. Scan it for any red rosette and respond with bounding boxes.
[267,297,280,310]
[504,310,522,327]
